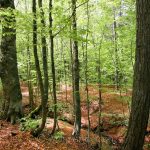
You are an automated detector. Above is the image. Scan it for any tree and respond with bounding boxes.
[25,0,34,110]
[121,0,150,149]
[31,0,49,136]
[49,0,58,134]
[71,0,81,138]
[0,0,22,124]
[84,1,90,144]
[113,8,120,90]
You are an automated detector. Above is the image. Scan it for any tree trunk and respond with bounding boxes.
[25,0,34,110]
[27,37,34,110]
[85,1,90,144]
[35,0,49,135]
[32,0,44,103]
[121,0,150,149]
[31,0,49,137]
[71,0,81,138]
[0,0,22,124]
[49,0,57,134]
[97,37,104,149]
[113,10,120,90]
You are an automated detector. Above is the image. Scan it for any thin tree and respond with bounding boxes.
[61,40,68,102]
[49,0,57,134]
[97,37,103,150]
[121,0,150,149]
[113,9,120,90]
[36,0,49,136]
[27,37,34,110]
[25,0,34,110]
[71,0,81,138]
[69,2,75,118]
[32,0,43,116]
[84,1,90,144]
[31,0,48,136]
[31,0,43,117]
[0,0,22,124]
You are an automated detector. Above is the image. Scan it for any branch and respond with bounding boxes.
[53,0,90,37]
[76,0,89,9]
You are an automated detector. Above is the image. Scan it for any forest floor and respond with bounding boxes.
[0,83,150,150]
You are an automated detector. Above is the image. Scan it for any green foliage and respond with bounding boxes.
[53,131,64,140]
[109,119,128,127]
[49,102,65,112]
[5,0,135,87]
[101,113,129,127]
[20,118,41,131]
[120,96,132,105]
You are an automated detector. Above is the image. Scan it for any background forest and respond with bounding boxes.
[0,0,149,150]
[1,0,136,86]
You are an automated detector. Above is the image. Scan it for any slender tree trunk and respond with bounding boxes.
[113,10,120,90]
[85,1,90,144]
[97,40,103,150]
[32,0,44,109]
[61,40,68,102]
[31,0,49,136]
[63,54,68,102]
[71,0,81,138]
[121,0,150,149]
[34,0,49,136]
[31,0,47,136]
[69,15,75,117]
[0,0,22,124]
[27,39,34,110]
[49,0,57,134]
[25,0,34,110]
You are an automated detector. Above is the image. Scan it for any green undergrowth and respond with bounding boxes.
[119,96,132,105]
[144,143,150,150]
[20,117,41,131]
[53,131,64,140]
[101,113,129,127]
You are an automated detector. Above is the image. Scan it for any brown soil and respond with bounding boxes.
[0,84,150,150]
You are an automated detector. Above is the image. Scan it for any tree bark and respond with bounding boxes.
[49,0,57,134]
[71,0,81,138]
[25,0,34,110]
[121,0,150,149]
[39,0,49,134]
[113,9,120,90]
[31,0,49,137]
[85,1,90,144]
[0,0,22,124]
[32,0,44,104]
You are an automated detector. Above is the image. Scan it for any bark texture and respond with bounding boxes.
[35,0,49,136]
[49,0,58,134]
[121,0,150,150]
[71,0,81,138]
[31,0,48,137]
[0,0,22,123]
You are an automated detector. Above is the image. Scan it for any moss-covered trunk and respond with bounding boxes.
[0,0,22,123]
[71,0,81,138]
